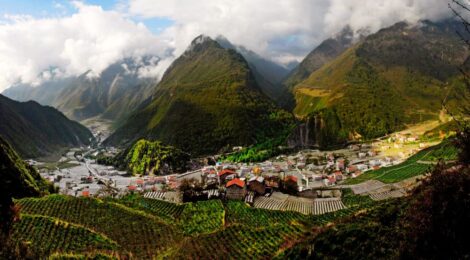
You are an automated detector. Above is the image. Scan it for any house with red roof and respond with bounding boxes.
[334,171,344,181]
[324,176,336,186]
[226,178,246,200]
[285,175,298,183]
[218,169,237,184]
[347,165,358,174]
[81,189,90,197]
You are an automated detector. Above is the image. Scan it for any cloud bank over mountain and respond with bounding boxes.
[0,2,172,91]
[0,0,454,91]
[128,0,452,63]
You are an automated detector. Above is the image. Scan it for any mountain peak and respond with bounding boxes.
[191,34,212,45]
[184,35,220,55]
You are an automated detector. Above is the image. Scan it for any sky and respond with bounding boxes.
[0,0,456,91]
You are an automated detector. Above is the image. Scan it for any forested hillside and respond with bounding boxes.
[290,20,469,147]
[0,94,93,158]
[106,35,294,156]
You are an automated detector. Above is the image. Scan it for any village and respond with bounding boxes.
[31,129,440,215]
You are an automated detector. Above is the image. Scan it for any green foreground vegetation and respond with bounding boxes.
[2,192,380,259]
[284,162,470,259]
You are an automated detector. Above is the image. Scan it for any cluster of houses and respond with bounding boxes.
[126,175,180,192]
[43,138,421,200]
[199,166,298,201]
[115,142,408,202]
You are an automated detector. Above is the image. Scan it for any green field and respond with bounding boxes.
[5,214,120,258]
[4,193,385,259]
[343,141,457,185]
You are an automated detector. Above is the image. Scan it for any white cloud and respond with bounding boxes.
[0,2,173,91]
[129,0,453,65]
[0,0,455,92]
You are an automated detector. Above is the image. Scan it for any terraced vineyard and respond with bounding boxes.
[115,195,185,221]
[225,200,310,227]
[420,140,458,162]
[179,200,225,235]
[369,190,405,201]
[341,189,375,207]
[16,195,183,259]
[142,191,181,203]
[172,224,307,259]
[305,189,381,227]
[253,193,345,215]
[5,214,120,258]
[6,193,384,259]
[312,198,345,215]
[344,147,434,185]
[253,196,285,211]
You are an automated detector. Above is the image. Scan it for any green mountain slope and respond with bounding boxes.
[284,27,354,91]
[105,35,293,155]
[0,137,53,198]
[292,20,470,144]
[0,94,93,158]
[216,36,290,102]
[278,27,354,109]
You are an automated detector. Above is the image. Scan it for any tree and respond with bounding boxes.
[180,178,204,202]
[400,161,470,259]
[281,178,299,195]
[448,0,470,165]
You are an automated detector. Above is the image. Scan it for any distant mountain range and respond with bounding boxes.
[105,35,293,155]
[2,41,292,123]
[2,57,159,124]
[0,94,93,158]
[2,19,468,155]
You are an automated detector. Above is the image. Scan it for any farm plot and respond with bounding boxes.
[369,189,405,201]
[283,197,315,215]
[143,191,181,203]
[341,189,375,208]
[420,140,458,162]
[17,195,183,259]
[253,193,345,215]
[345,161,431,184]
[143,191,165,200]
[179,200,225,235]
[172,223,308,259]
[347,180,387,194]
[4,214,120,258]
[344,147,434,185]
[115,195,185,221]
[312,198,345,215]
[225,200,310,228]
[253,196,285,211]
[378,163,431,183]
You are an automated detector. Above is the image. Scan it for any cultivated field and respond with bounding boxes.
[253,193,345,215]
[6,192,385,259]
[343,147,434,185]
